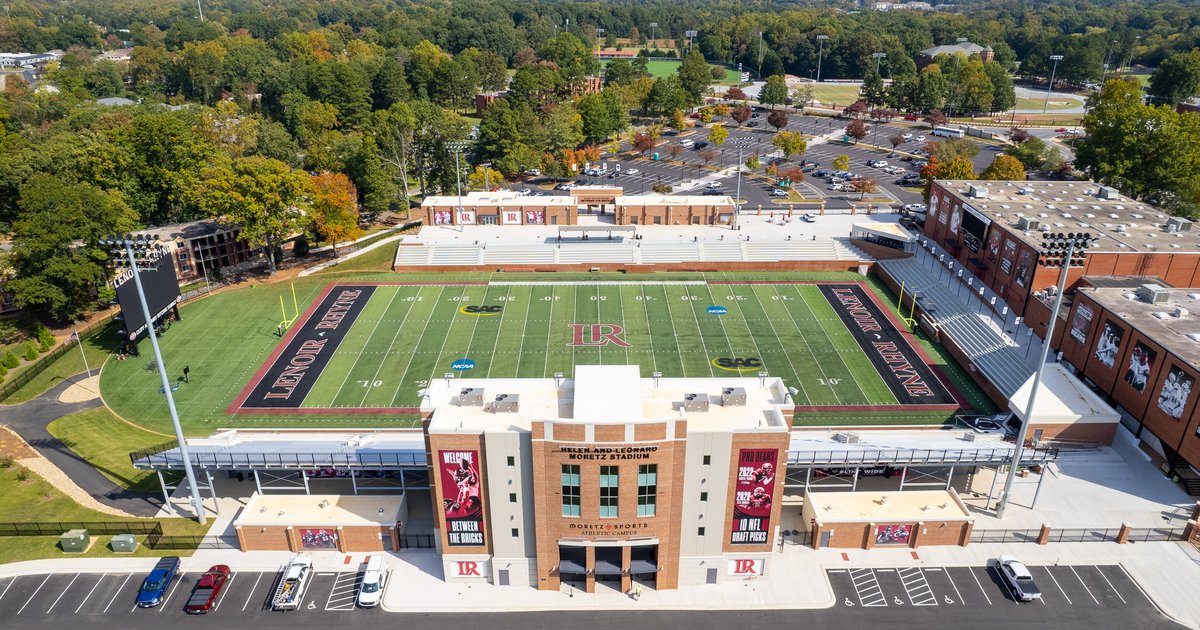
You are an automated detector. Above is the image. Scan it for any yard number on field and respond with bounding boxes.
[818,378,841,385]
[358,380,384,387]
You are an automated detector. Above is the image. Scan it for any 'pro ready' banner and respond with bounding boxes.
[730,448,776,545]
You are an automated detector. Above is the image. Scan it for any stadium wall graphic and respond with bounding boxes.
[438,450,487,547]
[730,448,776,545]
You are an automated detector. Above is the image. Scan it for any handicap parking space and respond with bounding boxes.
[828,564,1155,613]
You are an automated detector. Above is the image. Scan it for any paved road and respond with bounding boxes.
[0,563,1183,630]
[0,373,163,516]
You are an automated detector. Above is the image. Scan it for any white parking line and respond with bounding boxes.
[1070,566,1100,605]
[75,573,107,613]
[46,572,80,613]
[898,567,937,606]
[934,567,965,605]
[0,576,16,602]
[104,574,132,613]
[214,573,236,611]
[242,572,264,611]
[157,575,184,612]
[966,567,993,605]
[325,571,360,611]
[17,574,51,614]
[1094,564,1128,604]
[849,568,887,607]
[1043,568,1072,605]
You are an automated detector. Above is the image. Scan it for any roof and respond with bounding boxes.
[1008,363,1119,424]
[131,429,427,470]
[572,365,644,422]
[807,489,971,523]
[1079,285,1200,372]
[614,194,735,207]
[422,192,575,207]
[934,180,1200,254]
[920,42,986,57]
[785,428,1057,467]
[96,97,136,106]
[853,221,916,243]
[236,494,403,527]
[134,218,238,242]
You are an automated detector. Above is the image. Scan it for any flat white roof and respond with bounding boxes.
[809,489,971,523]
[615,195,734,206]
[573,365,644,422]
[422,192,575,207]
[236,493,403,527]
[1008,363,1119,425]
[854,221,916,243]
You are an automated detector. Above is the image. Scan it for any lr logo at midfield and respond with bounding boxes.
[568,324,631,347]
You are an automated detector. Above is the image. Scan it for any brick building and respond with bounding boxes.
[135,219,264,284]
[421,190,736,228]
[923,180,1200,318]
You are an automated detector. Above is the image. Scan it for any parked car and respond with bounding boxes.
[995,556,1042,602]
[746,121,759,127]
[801,213,817,223]
[185,565,231,614]
[625,168,640,176]
[137,557,181,608]
[899,155,914,162]
[694,141,709,149]
[555,183,574,191]
[680,139,695,148]
[706,181,722,189]
[517,188,532,196]
[271,555,314,611]
[914,160,928,168]
[689,112,702,119]
[901,132,913,140]
[702,188,725,195]
[772,188,790,197]
[357,556,388,608]
[828,183,845,191]
[915,135,926,142]
[813,169,830,178]
[904,114,919,121]
[523,168,541,177]
[869,160,889,168]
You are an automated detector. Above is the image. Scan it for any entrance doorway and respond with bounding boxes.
[558,545,586,589]
[594,546,623,592]
[479,214,499,225]
[630,544,658,589]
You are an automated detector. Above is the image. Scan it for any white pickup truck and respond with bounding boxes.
[271,554,313,611]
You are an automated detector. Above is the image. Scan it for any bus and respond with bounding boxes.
[931,126,966,139]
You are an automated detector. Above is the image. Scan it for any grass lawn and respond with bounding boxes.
[317,241,403,274]
[47,407,172,493]
[0,463,209,564]
[1014,95,1084,112]
[1,320,121,405]
[97,272,986,436]
[605,58,741,84]
[808,84,867,108]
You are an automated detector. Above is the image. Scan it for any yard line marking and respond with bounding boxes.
[639,285,659,374]
[770,285,838,403]
[1094,566,1126,605]
[1070,566,1099,605]
[104,574,132,613]
[508,285,532,378]
[328,286,401,404]
[615,284,629,365]
[46,572,79,613]
[541,285,557,378]
[677,285,714,376]
[1044,567,1072,605]
[75,573,106,613]
[355,287,407,404]
[966,567,993,605]
[0,576,16,602]
[747,284,813,404]
[595,285,603,366]
[386,285,449,404]
[18,574,51,614]
[793,284,869,405]
[939,567,965,605]
[242,572,264,611]
[213,572,236,611]
[158,574,184,612]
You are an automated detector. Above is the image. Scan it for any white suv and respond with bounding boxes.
[357,556,388,608]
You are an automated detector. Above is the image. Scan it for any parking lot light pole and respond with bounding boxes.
[816,35,828,83]
[1043,55,1064,113]
[872,52,886,76]
[448,141,469,231]
[102,235,206,525]
[996,232,1094,519]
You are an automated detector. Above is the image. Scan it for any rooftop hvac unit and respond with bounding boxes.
[1167,216,1193,233]
[1176,306,1189,319]
[968,185,989,199]
[492,393,519,413]
[683,393,710,412]
[720,387,747,407]
[1018,186,1035,195]
[458,387,485,406]
[1136,283,1171,305]
[1096,186,1120,200]
[833,432,861,444]
[1016,216,1041,231]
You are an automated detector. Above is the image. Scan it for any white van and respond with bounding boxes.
[680,139,695,149]
[356,556,388,608]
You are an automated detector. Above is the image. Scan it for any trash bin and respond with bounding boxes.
[59,529,89,553]
[111,533,138,553]
[652,152,659,161]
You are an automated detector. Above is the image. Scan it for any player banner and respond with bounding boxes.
[439,450,486,547]
[730,448,776,545]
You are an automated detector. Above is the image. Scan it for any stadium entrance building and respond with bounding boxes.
[420,190,736,228]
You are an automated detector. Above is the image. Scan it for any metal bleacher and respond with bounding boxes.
[877,255,1036,397]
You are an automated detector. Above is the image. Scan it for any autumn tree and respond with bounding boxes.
[852,177,879,200]
[889,133,905,153]
[767,109,788,131]
[309,172,361,255]
[845,119,869,143]
[980,154,1027,181]
[468,164,505,190]
[708,124,729,146]
[730,106,752,126]
[924,109,947,126]
[667,143,684,162]
[833,154,851,171]
[698,147,719,166]
[632,131,656,156]
[771,131,807,161]
[726,86,747,101]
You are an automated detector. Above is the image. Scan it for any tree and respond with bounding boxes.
[924,109,947,126]
[852,177,879,200]
[983,61,1016,113]
[667,143,684,161]
[697,147,719,166]
[671,108,687,132]
[309,172,361,255]
[888,133,905,153]
[745,154,761,170]
[955,60,995,114]
[980,154,1027,181]
[632,131,656,156]
[860,71,886,107]
[468,164,505,190]
[767,109,788,131]
[833,154,851,171]
[928,137,980,162]
[643,76,685,118]
[868,108,898,124]
[604,59,637,86]
[730,106,752,126]
[771,131,807,161]
[921,155,976,201]
[9,175,136,322]
[779,166,805,185]
[792,85,816,109]
[1148,51,1200,107]
[708,124,729,147]
[845,119,869,143]
[677,49,711,105]
[195,156,312,274]
[842,100,868,118]
[367,102,417,207]
[726,86,747,101]
[1004,136,1062,172]
[759,75,788,109]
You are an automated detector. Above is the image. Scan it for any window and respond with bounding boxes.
[702,455,711,466]
[698,527,706,536]
[509,493,517,503]
[599,465,619,518]
[507,456,515,466]
[561,465,581,517]
[512,528,519,538]
[637,464,657,517]
[700,492,708,502]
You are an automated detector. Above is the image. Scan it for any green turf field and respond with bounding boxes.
[605,59,741,83]
[290,282,897,410]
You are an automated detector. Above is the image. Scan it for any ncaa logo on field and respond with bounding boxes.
[712,357,763,372]
[460,305,503,316]
[451,359,476,371]
[707,306,728,315]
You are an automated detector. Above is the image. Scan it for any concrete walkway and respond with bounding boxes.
[0,372,162,516]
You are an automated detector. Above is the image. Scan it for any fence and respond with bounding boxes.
[0,521,162,537]
[398,533,436,549]
[127,441,188,466]
[145,534,237,550]
[0,313,116,403]
[970,526,1188,544]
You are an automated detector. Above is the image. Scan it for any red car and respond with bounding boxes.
[904,114,919,121]
[184,565,231,614]
[1055,127,1068,133]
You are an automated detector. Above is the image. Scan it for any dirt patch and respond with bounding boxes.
[58,375,101,403]
[0,426,36,460]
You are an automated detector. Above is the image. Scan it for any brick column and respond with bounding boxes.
[585,546,596,594]
[1037,523,1051,545]
[235,526,247,551]
[336,526,347,553]
[621,545,632,594]
[819,202,826,216]
[286,526,298,552]
[864,522,876,550]
[811,522,823,550]
[1190,501,1200,522]
[910,522,923,548]
[1116,522,1131,545]
[1185,519,1198,543]
[959,521,973,547]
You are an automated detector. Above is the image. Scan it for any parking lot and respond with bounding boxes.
[0,567,375,623]
[828,563,1153,611]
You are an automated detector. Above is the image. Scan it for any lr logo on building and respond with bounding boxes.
[454,561,482,577]
[568,324,631,347]
[728,559,765,576]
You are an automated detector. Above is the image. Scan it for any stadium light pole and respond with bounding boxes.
[102,235,206,525]
[996,232,1095,519]
[872,52,886,76]
[815,35,828,83]
[448,141,469,231]
[732,138,752,210]
[649,22,658,47]
[1043,55,1064,113]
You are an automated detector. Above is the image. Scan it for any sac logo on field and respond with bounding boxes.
[712,357,763,372]
[460,305,503,316]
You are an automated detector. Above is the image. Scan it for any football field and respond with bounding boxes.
[231,281,959,414]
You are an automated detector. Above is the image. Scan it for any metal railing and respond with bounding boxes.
[1125,527,1189,543]
[969,529,1040,544]
[0,521,163,537]
[970,526,1188,544]
[398,533,436,549]
[145,534,236,550]
[132,450,429,470]
[787,445,1058,467]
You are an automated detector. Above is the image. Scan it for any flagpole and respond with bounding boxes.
[74,329,92,378]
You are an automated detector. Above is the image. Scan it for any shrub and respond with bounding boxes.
[35,323,55,348]
[2,352,18,369]
[15,467,28,482]
[23,343,38,361]
[0,457,13,469]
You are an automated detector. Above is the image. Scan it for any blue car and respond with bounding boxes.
[137,556,181,608]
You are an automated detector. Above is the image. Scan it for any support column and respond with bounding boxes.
[585,546,596,594]
[910,521,923,548]
[1037,523,1051,545]
[1116,522,1131,544]
[1032,466,1047,507]
[621,545,632,594]
[302,469,310,494]
[254,469,262,495]
[852,467,860,491]
[864,522,876,549]
[351,469,358,495]
[157,470,174,515]
[205,468,219,516]
[946,466,954,490]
